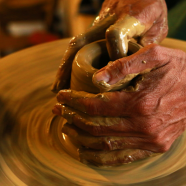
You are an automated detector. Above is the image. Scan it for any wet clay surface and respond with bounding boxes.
[1,38,186,185]
[71,39,146,93]
[69,39,154,166]
[106,15,145,60]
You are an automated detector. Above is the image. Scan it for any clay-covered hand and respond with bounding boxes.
[96,0,168,60]
[53,44,186,154]
[51,0,168,92]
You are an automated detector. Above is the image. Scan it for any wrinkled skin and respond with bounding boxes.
[52,0,186,164]
[53,44,186,154]
[52,0,168,92]
[96,0,168,46]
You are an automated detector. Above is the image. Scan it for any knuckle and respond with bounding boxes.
[141,124,155,136]
[151,135,171,153]
[139,118,160,136]
[135,98,154,116]
[136,119,155,135]
[135,103,150,116]
[158,144,170,153]
[148,44,161,56]
[110,59,123,75]
[156,142,170,153]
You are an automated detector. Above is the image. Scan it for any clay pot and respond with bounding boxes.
[71,39,142,93]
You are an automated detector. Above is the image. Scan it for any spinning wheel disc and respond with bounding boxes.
[1,38,186,186]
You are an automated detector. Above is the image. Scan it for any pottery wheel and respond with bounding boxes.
[1,38,186,186]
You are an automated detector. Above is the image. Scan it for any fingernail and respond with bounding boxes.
[94,70,110,83]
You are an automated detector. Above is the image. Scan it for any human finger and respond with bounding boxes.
[51,14,116,93]
[140,13,168,46]
[57,105,184,153]
[54,104,164,149]
[54,104,135,136]
[79,148,154,166]
[139,0,168,46]
[93,44,171,91]
[62,123,166,152]
[105,15,145,60]
[55,89,132,117]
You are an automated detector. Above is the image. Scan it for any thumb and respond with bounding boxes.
[93,44,168,92]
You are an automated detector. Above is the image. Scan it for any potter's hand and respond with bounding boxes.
[53,44,186,154]
[52,0,168,92]
[51,15,116,92]
[97,0,168,59]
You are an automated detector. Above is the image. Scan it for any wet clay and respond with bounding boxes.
[71,39,147,93]
[106,15,145,60]
[69,38,154,166]
[1,37,186,185]
[51,14,117,92]
[52,15,145,93]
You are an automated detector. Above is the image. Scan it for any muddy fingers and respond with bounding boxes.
[51,14,117,93]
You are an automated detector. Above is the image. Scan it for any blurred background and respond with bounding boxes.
[0,0,185,58]
[0,0,103,58]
